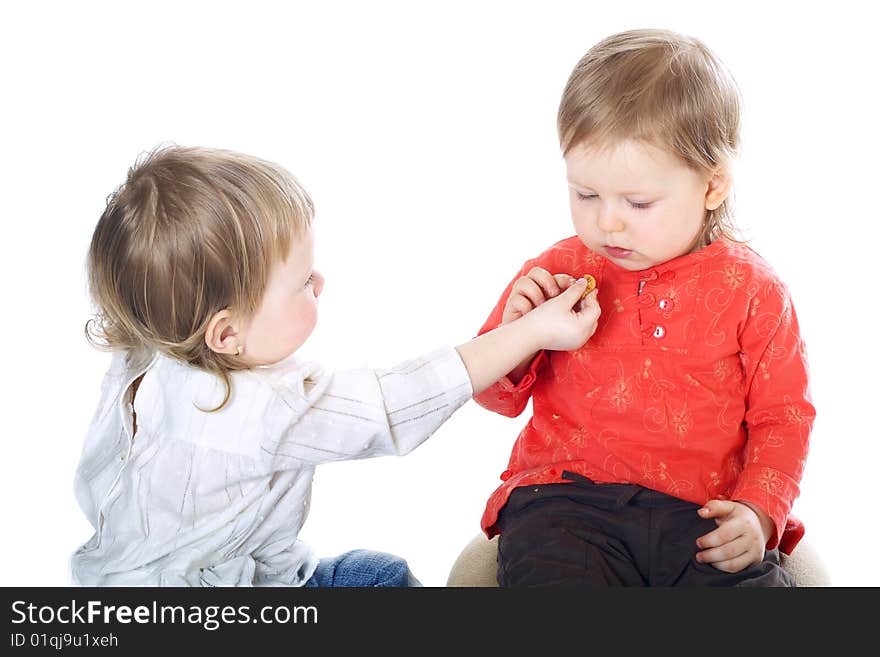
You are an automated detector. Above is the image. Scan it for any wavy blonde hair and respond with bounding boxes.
[558,28,744,244]
[86,144,314,410]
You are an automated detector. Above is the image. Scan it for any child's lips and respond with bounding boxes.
[604,245,633,258]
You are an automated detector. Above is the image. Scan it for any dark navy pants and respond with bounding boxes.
[496,472,793,587]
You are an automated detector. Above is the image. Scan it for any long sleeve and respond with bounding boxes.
[730,277,815,550]
[263,346,473,468]
[71,347,473,586]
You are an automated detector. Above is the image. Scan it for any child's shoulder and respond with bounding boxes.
[523,235,598,272]
[716,240,791,287]
[132,354,325,453]
[711,240,796,308]
[540,234,588,257]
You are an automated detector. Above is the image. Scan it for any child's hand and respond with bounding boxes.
[456,278,600,394]
[695,500,774,573]
[502,267,579,325]
[523,278,601,352]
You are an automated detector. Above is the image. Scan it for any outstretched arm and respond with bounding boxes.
[268,278,599,467]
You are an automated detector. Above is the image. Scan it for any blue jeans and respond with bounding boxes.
[304,549,421,587]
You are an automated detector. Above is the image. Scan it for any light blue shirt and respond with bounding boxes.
[71,346,472,586]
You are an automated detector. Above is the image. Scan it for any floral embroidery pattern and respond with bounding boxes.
[722,262,746,290]
[474,237,814,549]
[607,378,633,413]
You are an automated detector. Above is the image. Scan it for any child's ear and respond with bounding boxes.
[205,309,244,356]
[704,167,733,211]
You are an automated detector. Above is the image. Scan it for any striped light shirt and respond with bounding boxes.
[71,346,472,586]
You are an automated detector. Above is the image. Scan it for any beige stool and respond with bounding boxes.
[448,533,831,586]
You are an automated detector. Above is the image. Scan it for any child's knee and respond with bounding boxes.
[336,550,419,587]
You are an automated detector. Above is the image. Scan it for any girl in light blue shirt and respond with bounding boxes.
[72,144,600,586]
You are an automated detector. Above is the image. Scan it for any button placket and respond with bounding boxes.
[656,295,675,320]
[638,269,675,342]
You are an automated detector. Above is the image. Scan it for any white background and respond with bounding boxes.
[2,1,877,587]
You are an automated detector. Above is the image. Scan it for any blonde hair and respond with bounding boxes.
[558,29,743,244]
[86,144,314,410]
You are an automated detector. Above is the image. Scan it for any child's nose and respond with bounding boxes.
[597,205,625,233]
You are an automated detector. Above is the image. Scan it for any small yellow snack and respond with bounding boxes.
[580,274,597,299]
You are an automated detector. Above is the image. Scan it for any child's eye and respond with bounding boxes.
[628,200,653,210]
[576,192,598,201]
[304,273,317,288]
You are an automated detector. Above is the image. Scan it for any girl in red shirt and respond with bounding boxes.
[474,29,815,586]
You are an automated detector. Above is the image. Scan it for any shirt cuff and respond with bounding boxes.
[433,345,475,401]
[494,350,547,392]
[731,466,800,551]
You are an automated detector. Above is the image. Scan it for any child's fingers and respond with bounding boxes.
[526,267,563,298]
[575,288,601,315]
[557,277,590,308]
[700,553,753,574]
[506,294,535,319]
[510,276,555,308]
[698,499,736,520]
[695,521,742,550]
[579,288,599,306]
[695,536,752,570]
[553,273,575,290]
[515,277,549,308]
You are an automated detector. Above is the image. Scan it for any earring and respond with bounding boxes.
[236,344,244,356]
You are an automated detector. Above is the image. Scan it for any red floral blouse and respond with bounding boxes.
[474,237,815,553]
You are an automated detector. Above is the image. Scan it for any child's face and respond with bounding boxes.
[240,228,324,365]
[564,139,712,271]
